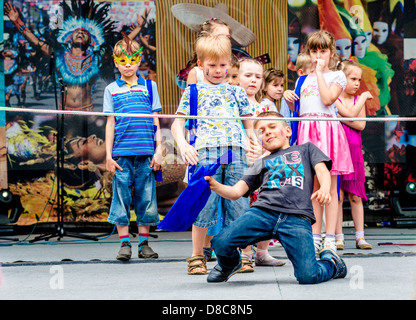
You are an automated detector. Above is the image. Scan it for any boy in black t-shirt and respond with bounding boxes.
[205,111,347,284]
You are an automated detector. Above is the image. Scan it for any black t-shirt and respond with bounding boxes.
[241,142,332,223]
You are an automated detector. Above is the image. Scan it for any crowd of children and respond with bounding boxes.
[104,18,373,285]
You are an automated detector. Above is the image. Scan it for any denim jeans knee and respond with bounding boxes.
[193,146,248,228]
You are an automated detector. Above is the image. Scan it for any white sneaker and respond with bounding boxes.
[323,239,337,252]
[313,237,322,255]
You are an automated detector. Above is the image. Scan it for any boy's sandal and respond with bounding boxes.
[186,255,207,275]
[356,238,372,250]
[238,255,254,273]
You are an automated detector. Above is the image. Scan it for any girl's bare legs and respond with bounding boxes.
[312,176,324,252]
[336,189,345,249]
[349,193,372,249]
[321,175,339,250]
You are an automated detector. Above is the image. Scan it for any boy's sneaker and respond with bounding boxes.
[323,238,337,252]
[116,241,132,261]
[319,248,347,279]
[139,245,159,259]
[207,261,243,283]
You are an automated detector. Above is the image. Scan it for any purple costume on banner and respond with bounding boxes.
[339,96,367,201]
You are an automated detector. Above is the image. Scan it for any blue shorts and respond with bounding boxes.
[107,155,159,226]
[193,146,249,229]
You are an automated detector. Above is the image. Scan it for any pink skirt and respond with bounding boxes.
[297,113,354,175]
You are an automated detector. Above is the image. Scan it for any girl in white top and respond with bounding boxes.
[260,68,284,113]
[238,58,286,271]
[284,31,354,252]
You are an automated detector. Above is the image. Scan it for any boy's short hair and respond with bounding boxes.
[113,39,142,57]
[295,52,312,72]
[195,35,232,63]
[254,111,288,128]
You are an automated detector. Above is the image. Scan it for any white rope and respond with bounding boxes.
[1,106,416,122]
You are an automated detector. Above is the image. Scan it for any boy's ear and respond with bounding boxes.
[286,124,292,138]
[197,59,204,70]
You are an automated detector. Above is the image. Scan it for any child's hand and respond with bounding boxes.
[106,158,122,176]
[311,188,331,206]
[283,90,299,104]
[245,139,263,164]
[204,176,219,191]
[315,59,326,73]
[150,148,163,171]
[181,143,199,166]
[361,91,373,100]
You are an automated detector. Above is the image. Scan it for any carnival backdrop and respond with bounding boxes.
[1,0,415,227]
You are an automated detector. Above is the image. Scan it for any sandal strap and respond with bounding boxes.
[186,255,207,273]
[241,255,252,265]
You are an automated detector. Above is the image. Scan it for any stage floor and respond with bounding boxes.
[1,227,415,300]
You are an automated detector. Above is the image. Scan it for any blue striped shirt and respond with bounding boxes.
[103,77,162,157]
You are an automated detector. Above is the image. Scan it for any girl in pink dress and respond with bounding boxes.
[335,60,373,250]
[283,31,354,252]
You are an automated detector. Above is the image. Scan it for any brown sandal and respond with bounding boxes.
[186,255,207,275]
[238,255,254,273]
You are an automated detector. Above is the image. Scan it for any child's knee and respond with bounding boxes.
[349,194,361,204]
[296,272,319,285]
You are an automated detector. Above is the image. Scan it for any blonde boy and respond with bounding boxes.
[172,35,256,275]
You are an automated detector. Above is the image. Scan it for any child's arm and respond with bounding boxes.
[336,92,372,118]
[339,102,367,131]
[205,176,249,201]
[105,116,122,176]
[150,112,163,171]
[171,116,199,165]
[282,90,298,112]
[310,162,331,206]
[186,68,198,86]
[315,60,343,106]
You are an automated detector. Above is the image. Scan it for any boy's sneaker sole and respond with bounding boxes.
[319,248,347,279]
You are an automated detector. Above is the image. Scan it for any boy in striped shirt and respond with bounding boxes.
[104,38,162,261]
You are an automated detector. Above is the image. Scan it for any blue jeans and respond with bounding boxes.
[193,146,249,228]
[108,155,159,226]
[211,207,336,284]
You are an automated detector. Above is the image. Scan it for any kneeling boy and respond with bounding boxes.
[205,111,347,284]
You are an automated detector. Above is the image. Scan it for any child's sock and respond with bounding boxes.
[355,231,367,245]
[255,248,267,259]
[335,234,344,242]
[323,234,336,250]
[138,233,149,249]
[119,235,131,247]
[355,231,365,240]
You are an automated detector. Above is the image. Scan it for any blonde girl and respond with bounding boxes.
[335,60,373,250]
[238,58,286,271]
